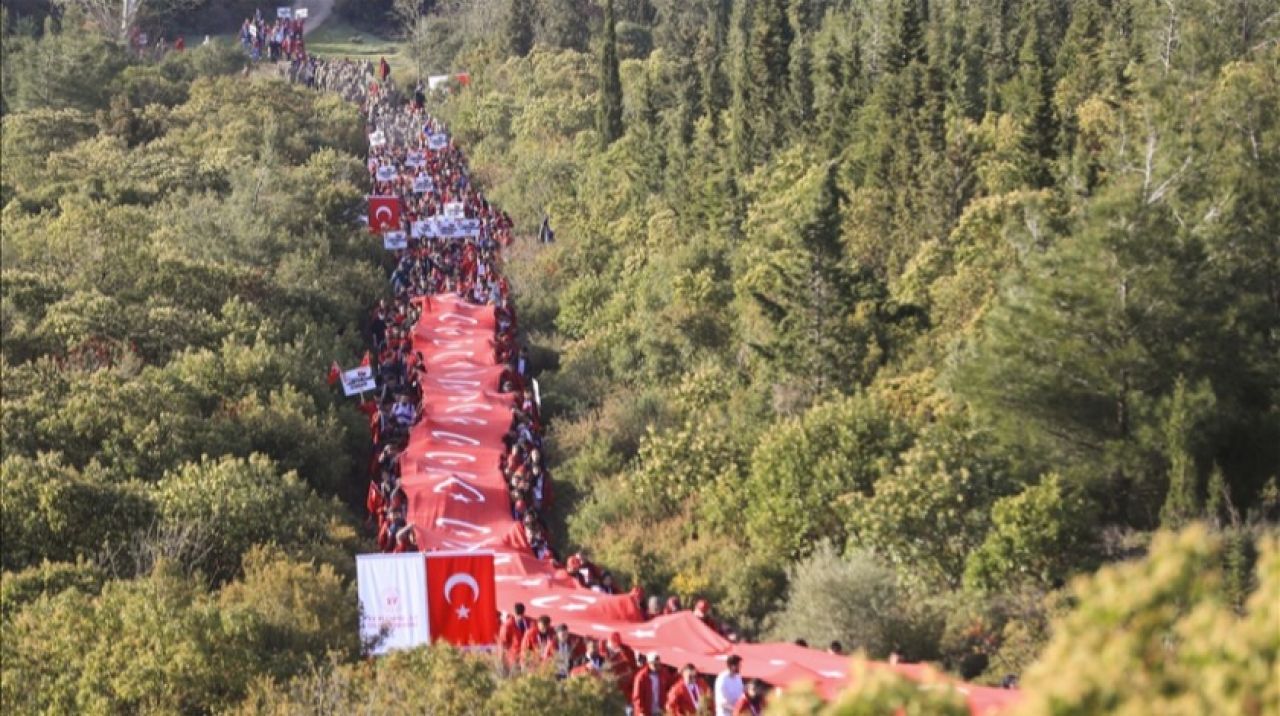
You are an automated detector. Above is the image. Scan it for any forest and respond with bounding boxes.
[1,0,1278,714]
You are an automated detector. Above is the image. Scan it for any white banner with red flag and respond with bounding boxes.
[425,552,498,647]
[357,553,430,655]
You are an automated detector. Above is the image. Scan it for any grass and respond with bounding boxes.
[305,18,415,80]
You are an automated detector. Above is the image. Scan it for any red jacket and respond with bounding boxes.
[497,615,529,652]
[630,665,674,716]
[733,695,767,716]
[665,677,713,715]
[519,626,555,664]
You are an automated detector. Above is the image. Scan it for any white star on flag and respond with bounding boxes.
[456,604,470,619]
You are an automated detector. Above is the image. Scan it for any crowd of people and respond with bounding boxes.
[282,50,777,715]
[239,10,306,63]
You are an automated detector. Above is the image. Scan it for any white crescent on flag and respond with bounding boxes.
[444,573,480,604]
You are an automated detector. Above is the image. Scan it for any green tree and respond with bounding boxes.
[597,0,625,146]
[1014,525,1280,716]
[153,454,342,581]
[767,544,904,658]
[506,0,537,57]
[740,392,912,562]
[964,473,1097,593]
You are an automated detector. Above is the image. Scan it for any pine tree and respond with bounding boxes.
[1004,12,1057,187]
[784,0,814,132]
[597,0,624,147]
[506,0,536,57]
[1159,378,1215,529]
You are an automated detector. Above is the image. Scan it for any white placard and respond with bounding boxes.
[427,75,450,90]
[358,553,430,655]
[412,174,433,193]
[295,8,309,18]
[411,220,431,239]
[428,133,449,150]
[444,201,465,219]
[404,150,425,168]
[369,130,387,148]
[342,366,377,396]
[383,230,408,250]
[375,165,398,183]
[277,7,292,18]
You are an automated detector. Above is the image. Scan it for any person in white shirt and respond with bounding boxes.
[714,654,744,716]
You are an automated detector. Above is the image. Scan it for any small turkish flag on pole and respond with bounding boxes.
[368,195,402,233]
[425,552,499,646]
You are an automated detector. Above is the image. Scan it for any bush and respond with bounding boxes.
[766,544,905,659]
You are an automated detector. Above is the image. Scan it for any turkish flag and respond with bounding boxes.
[368,195,402,232]
[327,361,341,386]
[425,552,498,646]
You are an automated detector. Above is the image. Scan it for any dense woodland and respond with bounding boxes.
[1,1,1278,714]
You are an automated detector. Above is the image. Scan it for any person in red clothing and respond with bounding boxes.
[665,663,713,715]
[497,602,530,655]
[631,652,673,716]
[519,615,555,666]
[732,678,768,716]
[693,598,723,635]
[604,631,636,698]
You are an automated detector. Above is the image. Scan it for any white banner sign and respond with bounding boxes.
[444,201,465,219]
[295,8,309,18]
[375,165,398,183]
[428,133,449,150]
[277,7,292,18]
[383,230,408,250]
[415,217,482,239]
[412,174,433,193]
[342,366,377,396]
[411,220,431,239]
[368,130,386,148]
[427,75,450,90]
[358,553,430,655]
[404,150,426,168]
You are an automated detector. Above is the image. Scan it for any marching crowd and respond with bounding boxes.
[238,9,306,63]
[282,50,775,715]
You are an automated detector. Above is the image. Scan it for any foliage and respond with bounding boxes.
[766,544,905,659]
[964,474,1098,593]
[767,659,969,716]
[1013,525,1280,716]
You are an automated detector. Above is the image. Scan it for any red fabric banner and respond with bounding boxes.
[391,293,1017,714]
[368,195,402,232]
[425,552,499,646]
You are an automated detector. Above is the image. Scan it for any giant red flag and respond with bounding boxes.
[426,552,499,646]
[368,195,402,232]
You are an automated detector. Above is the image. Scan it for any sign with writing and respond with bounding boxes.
[358,553,430,655]
[375,165,398,183]
[412,174,433,193]
[342,366,377,396]
[368,130,387,148]
[277,7,292,18]
[404,150,426,168]
[383,230,408,250]
[411,220,432,239]
[428,133,449,151]
[444,201,465,219]
[294,8,309,18]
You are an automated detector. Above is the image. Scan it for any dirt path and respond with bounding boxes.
[293,0,335,36]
